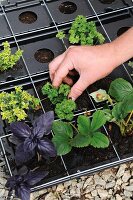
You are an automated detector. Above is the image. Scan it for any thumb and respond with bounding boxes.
[68,77,89,100]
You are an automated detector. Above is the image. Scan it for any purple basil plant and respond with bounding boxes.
[10,111,57,166]
[6,167,48,200]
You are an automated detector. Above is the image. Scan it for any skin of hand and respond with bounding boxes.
[49,28,133,100]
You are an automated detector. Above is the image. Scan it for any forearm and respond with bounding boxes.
[110,27,133,67]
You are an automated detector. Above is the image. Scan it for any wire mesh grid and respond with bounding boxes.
[0,0,133,192]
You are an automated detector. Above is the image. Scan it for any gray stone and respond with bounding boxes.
[106,180,115,189]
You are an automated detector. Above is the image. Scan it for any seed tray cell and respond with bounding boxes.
[100,9,133,40]
[19,34,65,75]
[0,13,12,39]
[5,3,52,35]
[89,0,133,14]
[46,0,94,24]
[0,43,28,83]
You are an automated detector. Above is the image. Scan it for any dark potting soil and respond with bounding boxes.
[34,49,54,63]
[63,142,117,174]
[19,11,37,24]
[106,123,133,159]
[59,1,77,14]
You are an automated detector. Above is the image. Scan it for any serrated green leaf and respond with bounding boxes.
[91,110,106,131]
[71,134,91,148]
[52,134,72,155]
[122,93,133,113]
[90,132,109,148]
[77,115,91,135]
[112,102,128,121]
[52,121,73,138]
[109,78,133,102]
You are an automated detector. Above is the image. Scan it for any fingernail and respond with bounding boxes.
[68,97,75,101]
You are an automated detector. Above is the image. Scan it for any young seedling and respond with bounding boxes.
[42,82,76,121]
[91,78,133,136]
[10,111,57,165]
[6,167,48,200]
[0,41,23,71]
[56,15,105,45]
[0,86,40,123]
[52,110,109,156]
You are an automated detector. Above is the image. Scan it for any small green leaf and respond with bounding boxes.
[77,115,91,135]
[109,78,133,102]
[90,132,109,148]
[112,102,128,121]
[122,93,133,113]
[71,134,91,148]
[52,134,72,155]
[102,109,114,122]
[91,110,106,131]
[52,121,73,138]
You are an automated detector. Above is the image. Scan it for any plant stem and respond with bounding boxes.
[69,122,79,134]
[126,111,133,126]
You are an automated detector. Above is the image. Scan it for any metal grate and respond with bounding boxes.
[0,0,133,192]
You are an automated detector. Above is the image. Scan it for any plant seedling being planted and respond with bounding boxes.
[90,78,133,136]
[56,15,105,45]
[0,41,23,71]
[42,82,76,121]
[0,86,40,123]
[52,110,109,156]
[10,111,57,166]
[6,167,48,200]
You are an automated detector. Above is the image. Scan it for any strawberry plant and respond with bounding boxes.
[52,110,109,155]
[10,111,56,166]
[0,41,23,71]
[56,15,105,45]
[42,82,76,120]
[0,86,40,123]
[90,78,133,136]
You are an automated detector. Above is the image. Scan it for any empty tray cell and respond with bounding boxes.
[6,3,52,35]
[0,42,28,83]
[46,0,94,24]
[100,9,133,40]
[0,11,11,39]
[89,0,133,14]
[19,35,65,75]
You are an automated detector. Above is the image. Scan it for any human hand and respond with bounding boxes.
[49,43,118,100]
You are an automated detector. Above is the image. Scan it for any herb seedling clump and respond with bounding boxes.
[56,15,105,45]
[0,86,40,123]
[0,41,23,71]
[42,82,76,120]
[52,110,109,155]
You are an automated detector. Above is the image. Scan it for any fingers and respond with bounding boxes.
[49,52,66,81]
[52,55,74,87]
[63,76,73,86]
[68,76,90,100]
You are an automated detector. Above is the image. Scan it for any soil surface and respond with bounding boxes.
[59,1,77,14]
[34,49,54,63]
[19,11,37,24]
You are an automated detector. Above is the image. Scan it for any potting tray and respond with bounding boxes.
[0,0,133,196]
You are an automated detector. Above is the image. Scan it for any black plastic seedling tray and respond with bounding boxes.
[0,0,133,197]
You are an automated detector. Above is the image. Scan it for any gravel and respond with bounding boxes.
[29,162,133,200]
[0,162,133,199]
